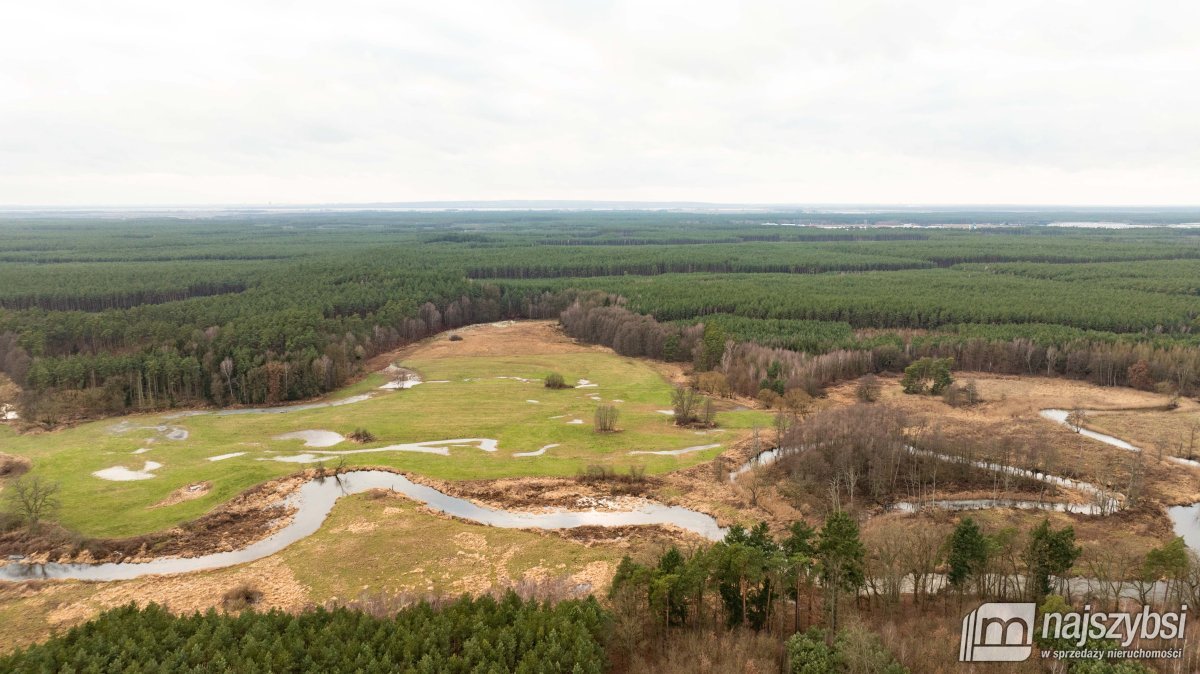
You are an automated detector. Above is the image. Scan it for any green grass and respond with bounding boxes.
[0,351,768,538]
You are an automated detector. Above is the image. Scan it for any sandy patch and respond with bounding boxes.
[344,520,378,534]
[389,320,603,359]
[150,482,212,509]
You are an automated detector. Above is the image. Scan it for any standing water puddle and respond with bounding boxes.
[0,470,725,582]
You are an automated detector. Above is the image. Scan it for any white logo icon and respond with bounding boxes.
[960,602,1036,662]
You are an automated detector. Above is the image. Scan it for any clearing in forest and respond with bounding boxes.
[0,321,769,538]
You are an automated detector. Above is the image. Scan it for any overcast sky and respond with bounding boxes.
[2,1,1197,206]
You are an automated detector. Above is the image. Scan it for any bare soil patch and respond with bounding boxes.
[149,481,212,509]
[391,320,603,360]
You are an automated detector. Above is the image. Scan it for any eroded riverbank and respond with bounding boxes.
[0,469,725,582]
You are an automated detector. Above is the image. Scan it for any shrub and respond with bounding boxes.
[594,404,619,432]
[942,380,981,407]
[221,583,263,612]
[347,428,376,443]
[576,465,646,486]
[1127,359,1153,390]
[786,624,909,674]
[783,388,812,413]
[757,388,783,409]
[696,371,731,398]
[900,357,953,395]
[855,374,881,403]
[672,386,716,427]
[544,372,571,389]
[448,334,463,342]
[0,453,30,479]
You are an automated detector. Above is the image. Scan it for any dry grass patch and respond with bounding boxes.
[392,320,602,359]
[824,373,1200,504]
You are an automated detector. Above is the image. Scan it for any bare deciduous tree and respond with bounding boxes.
[5,475,60,530]
[1065,406,1087,433]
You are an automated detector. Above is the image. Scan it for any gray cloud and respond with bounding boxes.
[1,0,1197,205]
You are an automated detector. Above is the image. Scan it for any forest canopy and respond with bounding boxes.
[4,211,1200,421]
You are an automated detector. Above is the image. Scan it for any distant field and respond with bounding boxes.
[0,325,768,538]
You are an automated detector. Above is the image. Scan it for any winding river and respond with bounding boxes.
[0,471,725,582]
[6,403,1200,582]
[732,409,1200,531]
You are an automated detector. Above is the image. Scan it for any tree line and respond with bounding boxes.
[0,594,608,673]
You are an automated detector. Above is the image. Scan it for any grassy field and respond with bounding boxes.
[0,328,769,538]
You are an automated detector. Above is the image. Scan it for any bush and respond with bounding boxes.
[347,428,376,443]
[448,334,463,342]
[221,583,263,612]
[594,404,619,432]
[672,386,716,427]
[900,357,953,395]
[576,465,646,485]
[942,380,981,408]
[0,453,30,479]
[544,372,571,389]
[783,388,812,413]
[787,624,909,674]
[696,371,731,398]
[855,374,881,403]
[757,388,783,409]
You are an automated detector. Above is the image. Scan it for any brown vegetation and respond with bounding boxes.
[593,404,619,433]
[347,428,376,443]
[0,453,30,480]
[220,583,263,612]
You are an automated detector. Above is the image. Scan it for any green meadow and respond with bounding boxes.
[0,351,768,538]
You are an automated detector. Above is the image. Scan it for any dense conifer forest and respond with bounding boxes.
[4,209,1200,421]
[0,594,609,673]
